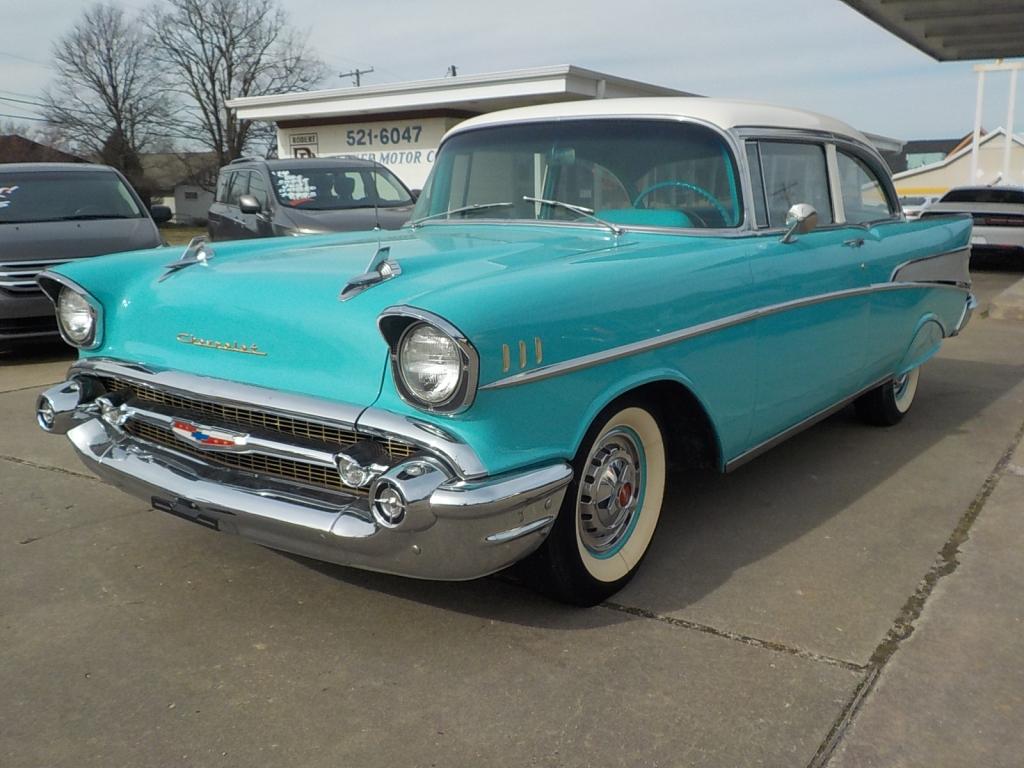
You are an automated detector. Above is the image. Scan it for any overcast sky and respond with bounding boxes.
[1,0,1020,141]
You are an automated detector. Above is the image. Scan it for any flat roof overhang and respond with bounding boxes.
[227,65,694,123]
[841,0,1024,61]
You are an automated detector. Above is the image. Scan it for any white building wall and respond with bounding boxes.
[894,133,1024,195]
[174,185,215,225]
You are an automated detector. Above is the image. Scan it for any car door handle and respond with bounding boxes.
[843,238,865,248]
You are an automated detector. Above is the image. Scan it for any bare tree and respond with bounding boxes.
[148,0,326,167]
[42,4,169,171]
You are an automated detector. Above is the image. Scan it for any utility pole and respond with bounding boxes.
[339,67,374,87]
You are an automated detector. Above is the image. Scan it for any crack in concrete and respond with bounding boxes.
[0,381,61,395]
[0,454,97,482]
[806,415,1024,768]
[15,507,144,546]
[600,601,867,672]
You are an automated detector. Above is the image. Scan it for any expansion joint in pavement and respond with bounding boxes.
[0,382,61,395]
[600,601,866,672]
[0,454,98,482]
[806,414,1024,768]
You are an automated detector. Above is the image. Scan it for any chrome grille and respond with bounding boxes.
[125,420,363,496]
[100,376,415,460]
[0,259,69,293]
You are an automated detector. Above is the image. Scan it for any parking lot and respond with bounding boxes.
[2,269,1022,768]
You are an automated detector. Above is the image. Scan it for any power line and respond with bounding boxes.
[0,112,49,123]
[0,51,53,69]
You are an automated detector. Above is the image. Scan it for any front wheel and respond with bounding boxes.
[530,403,666,606]
[855,366,920,426]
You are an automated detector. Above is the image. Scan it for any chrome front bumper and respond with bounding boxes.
[39,376,572,581]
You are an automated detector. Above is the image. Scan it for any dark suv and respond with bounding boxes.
[0,163,168,350]
[207,157,416,240]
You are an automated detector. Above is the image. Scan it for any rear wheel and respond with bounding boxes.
[530,402,666,606]
[855,366,920,426]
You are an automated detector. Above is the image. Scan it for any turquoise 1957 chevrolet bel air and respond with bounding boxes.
[34,98,975,605]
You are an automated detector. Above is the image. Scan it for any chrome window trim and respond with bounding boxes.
[68,357,488,480]
[480,276,968,391]
[36,271,104,350]
[378,305,481,415]
[421,114,756,234]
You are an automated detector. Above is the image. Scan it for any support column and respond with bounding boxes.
[1003,68,1018,185]
[970,69,985,185]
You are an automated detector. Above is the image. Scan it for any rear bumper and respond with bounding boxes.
[972,226,1024,250]
[951,293,978,337]
[52,392,571,581]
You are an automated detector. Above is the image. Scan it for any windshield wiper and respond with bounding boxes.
[522,196,623,237]
[409,201,514,228]
[57,214,135,221]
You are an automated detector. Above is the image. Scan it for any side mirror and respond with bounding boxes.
[780,203,818,244]
[409,189,421,202]
[238,194,262,214]
[150,205,172,224]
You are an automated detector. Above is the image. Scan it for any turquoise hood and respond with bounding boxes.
[53,225,637,406]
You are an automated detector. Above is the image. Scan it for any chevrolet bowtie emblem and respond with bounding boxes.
[159,236,214,282]
[171,419,249,449]
[176,333,268,356]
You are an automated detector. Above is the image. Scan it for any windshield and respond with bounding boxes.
[270,164,413,210]
[0,170,144,224]
[413,119,743,229]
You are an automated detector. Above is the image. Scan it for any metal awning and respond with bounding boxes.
[841,0,1024,61]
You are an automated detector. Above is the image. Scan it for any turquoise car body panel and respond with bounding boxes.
[53,211,973,478]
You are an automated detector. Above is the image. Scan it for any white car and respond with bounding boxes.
[899,194,939,220]
[922,186,1024,256]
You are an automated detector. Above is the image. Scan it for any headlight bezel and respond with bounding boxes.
[379,307,479,414]
[37,273,104,350]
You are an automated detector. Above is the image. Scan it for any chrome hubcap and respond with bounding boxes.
[893,372,910,400]
[578,429,643,555]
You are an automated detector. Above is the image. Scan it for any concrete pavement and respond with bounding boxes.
[1,271,1022,767]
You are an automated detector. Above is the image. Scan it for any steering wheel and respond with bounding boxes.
[632,181,731,226]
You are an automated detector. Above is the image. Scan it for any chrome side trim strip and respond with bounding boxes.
[480,280,968,391]
[724,375,891,473]
[890,246,971,287]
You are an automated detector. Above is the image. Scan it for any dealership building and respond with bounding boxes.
[228,65,902,189]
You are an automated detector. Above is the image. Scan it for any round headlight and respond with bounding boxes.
[57,287,96,346]
[397,323,463,405]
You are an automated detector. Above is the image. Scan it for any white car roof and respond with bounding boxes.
[447,97,872,146]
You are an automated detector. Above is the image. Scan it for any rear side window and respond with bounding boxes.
[940,188,1024,205]
[836,151,895,224]
[757,142,834,227]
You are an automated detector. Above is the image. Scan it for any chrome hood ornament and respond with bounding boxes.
[159,236,215,282]
[339,245,402,301]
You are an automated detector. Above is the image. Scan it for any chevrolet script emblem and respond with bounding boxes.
[176,333,268,356]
